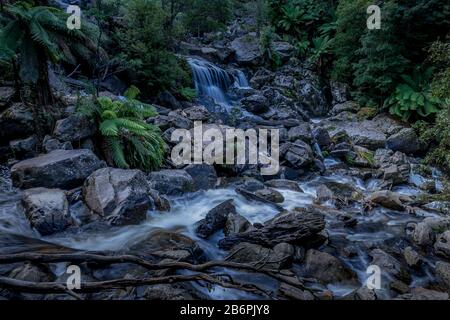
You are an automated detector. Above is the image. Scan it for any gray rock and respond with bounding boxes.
[9,135,37,159]
[273,41,294,59]
[281,140,314,169]
[225,242,294,270]
[43,135,73,153]
[185,164,217,190]
[298,79,328,116]
[195,200,236,239]
[218,207,325,249]
[265,179,302,192]
[241,94,269,114]
[435,231,450,260]
[230,35,262,65]
[398,287,449,300]
[370,249,411,283]
[130,230,204,263]
[404,246,421,268]
[156,90,182,110]
[312,127,331,147]
[22,188,71,235]
[330,101,360,116]
[330,81,350,105]
[0,103,34,141]
[183,105,210,122]
[303,249,357,284]
[413,217,450,246]
[386,128,422,154]
[11,149,105,189]
[288,123,312,142]
[148,169,197,196]
[224,212,252,236]
[53,114,96,142]
[365,190,412,211]
[435,261,450,288]
[83,168,154,226]
[250,68,274,89]
[374,149,410,185]
[153,114,192,131]
[255,188,285,203]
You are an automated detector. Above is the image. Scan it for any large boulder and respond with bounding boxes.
[0,103,34,142]
[298,79,328,116]
[130,230,204,263]
[288,123,312,142]
[330,101,360,116]
[224,212,252,236]
[241,94,269,114]
[195,200,236,239]
[83,168,155,226]
[330,81,350,105]
[53,114,96,142]
[148,170,197,196]
[184,164,217,190]
[435,231,450,260]
[374,149,410,185]
[303,249,357,284]
[9,135,38,160]
[11,149,105,189]
[280,140,314,169]
[218,207,325,249]
[226,242,294,270]
[230,35,262,65]
[386,128,422,154]
[22,188,72,236]
[435,261,450,288]
[370,249,411,284]
[413,217,450,246]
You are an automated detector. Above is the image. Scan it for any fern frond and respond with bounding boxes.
[107,137,129,169]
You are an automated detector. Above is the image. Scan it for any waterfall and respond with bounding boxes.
[188,58,249,107]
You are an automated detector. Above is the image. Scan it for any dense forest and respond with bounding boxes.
[0,0,449,301]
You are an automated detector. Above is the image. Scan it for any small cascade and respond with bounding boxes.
[188,57,249,107]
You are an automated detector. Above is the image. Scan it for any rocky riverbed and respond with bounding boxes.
[0,17,449,300]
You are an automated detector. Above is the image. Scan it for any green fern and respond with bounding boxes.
[78,88,165,171]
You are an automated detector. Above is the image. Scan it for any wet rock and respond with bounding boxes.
[273,41,294,60]
[435,231,450,259]
[53,114,96,142]
[143,284,199,300]
[250,68,274,89]
[130,230,204,263]
[265,179,302,192]
[386,128,422,154]
[9,263,54,283]
[153,114,192,131]
[280,140,314,169]
[436,261,450,288]
[241,94,269,114]
[314,185,334,204]
[330,81,350,105]
[148,169,197,196]
[183,105,210,122]
[0,103,34,142]
[298,78,328,116]
[365,191,412,211]
[11,149,105,189]
[288,123,312,142]
[303,249,357,284]
[374,149,410,185]
[312,127,331,147]
[423,201,450,215]
[43,135,73,153]
[404,246,421,268]
[224,212,252,236]
[225,242,294,270]
[330,101,360,116]
[150,190,171,212]
[255,188,285,203]
[185,164,217,190]
[236,178,265,192]
[277,283,315,300]
[9,135,37,159]
[370,249,411,283]
[195,200,236,239]
[22,188,72,235]
[83,168,154,226]
[230,35,262,65]
[413,217,450,246]
[218,207,325,249]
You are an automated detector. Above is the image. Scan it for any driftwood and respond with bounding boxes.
[0,251,317,299]
[218,209,325,249]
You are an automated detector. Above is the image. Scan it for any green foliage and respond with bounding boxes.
[260,26,282,69]
[179,87,197,102]
[181,0,232,36]
[0,1,100,84]
[309,35,333,64]
[385,67,442,120]
[115,0,191,96]
[78,87,165,171]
